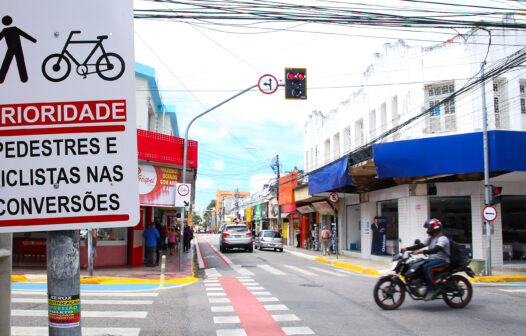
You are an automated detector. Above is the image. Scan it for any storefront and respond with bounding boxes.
[377,199,399,255]
[501,196,526,263]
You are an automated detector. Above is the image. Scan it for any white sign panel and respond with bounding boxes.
[0,0,139,232]
[483,205,497,222]
[175,183,191,208]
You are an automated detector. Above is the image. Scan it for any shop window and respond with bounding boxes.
[430,196,471,244]
[501,196,526,262]
[378,200,399,255]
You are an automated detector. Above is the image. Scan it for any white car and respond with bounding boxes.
[255,230,283,252]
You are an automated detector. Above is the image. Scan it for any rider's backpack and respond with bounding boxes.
[447,237,472,268]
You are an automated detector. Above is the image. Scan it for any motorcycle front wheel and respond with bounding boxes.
[374,276,406,310]
[442,275,473,308]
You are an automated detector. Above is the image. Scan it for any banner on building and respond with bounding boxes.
[312,201,334,215]
[297,205,315,214]
[138,164,179,206]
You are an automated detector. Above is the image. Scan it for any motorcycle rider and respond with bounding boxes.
[401,218,450,301]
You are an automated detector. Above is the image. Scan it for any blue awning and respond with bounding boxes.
[373,130,526,178]
[308,156,353,194]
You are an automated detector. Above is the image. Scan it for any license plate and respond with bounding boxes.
[233,235,241,238]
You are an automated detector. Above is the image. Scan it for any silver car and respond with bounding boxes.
[219,225,253,253]
[255,230,283,252]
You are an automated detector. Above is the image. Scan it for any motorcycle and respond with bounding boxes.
[373,241,476,310]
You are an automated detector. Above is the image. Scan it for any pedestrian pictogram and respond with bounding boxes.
[258,74,278,94]
[42,30,125,82]
[329,192,339,203]
[0,15,37,84]
[483,205,497,222]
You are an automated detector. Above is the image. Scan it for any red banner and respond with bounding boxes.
[139,164,179,206]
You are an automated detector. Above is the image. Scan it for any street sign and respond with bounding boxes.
[175,183,192,207]
[329,192,339,203]
[258,74,278,94]
[483,205,497,222]
[0,0,138,233]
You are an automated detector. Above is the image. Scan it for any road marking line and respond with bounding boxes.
[282,326,315,335]
[12,298,152,305]
[11,327,141,336]
[236,276,252,280]
[251,291,272,296]
[220,277,287,336]
[206,287,225,291]
[263,304,289,311]
[211,305,235,312]
[232,265,254,276]
[309,266,346,277]
[11,310,147,318]
[500,289,526,292]
[272,314,300,322]
[246,286,265,290]
[207,292,227,296]
[209,298,231,303]
[258,265,287,275]
[214,316,241,324]
[12,290,158,297]
[206,268,222,277]
[205,283,222,286]
[283,265,319,277]
[216,329,247,336]
[204,278,220,283]
[258,297,279,302]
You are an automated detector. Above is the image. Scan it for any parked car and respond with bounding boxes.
[219,224,253,253]
[255,230,283,252]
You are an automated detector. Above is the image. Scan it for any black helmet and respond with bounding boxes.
[424,218,442,235]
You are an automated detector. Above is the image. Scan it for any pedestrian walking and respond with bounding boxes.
[143,222,160,267]
[154,217,163,265]
[321,225,332,256]
[168,227,176,256]
[161,225,169,251]
[183,227,194,252]
[295,228,301,248]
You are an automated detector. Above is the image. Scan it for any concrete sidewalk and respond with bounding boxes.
[283,245,526,283]
[12,245,197,285]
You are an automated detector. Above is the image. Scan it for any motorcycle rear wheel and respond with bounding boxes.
[442,275,473,308]
[374,277,405,310]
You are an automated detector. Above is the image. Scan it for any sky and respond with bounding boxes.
[132,0,524,213]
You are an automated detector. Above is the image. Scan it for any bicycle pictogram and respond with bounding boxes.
[42,30,124,82]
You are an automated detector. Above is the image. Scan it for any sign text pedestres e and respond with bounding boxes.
[0,0,139,233]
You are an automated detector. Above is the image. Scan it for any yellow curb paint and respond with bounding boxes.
[12,275,28,282]
[315,257,329,263]
[11,276,198,285]
[363,268,381,276]
[331,261,363,273]
[471,276,526,283]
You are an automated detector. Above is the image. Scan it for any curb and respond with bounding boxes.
[471,276,526,283]
[12,275,198,285]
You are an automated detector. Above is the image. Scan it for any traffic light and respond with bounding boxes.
[285,68,307,99]
[490,185,503,205]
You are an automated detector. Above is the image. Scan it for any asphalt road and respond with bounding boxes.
[10,234,526,336]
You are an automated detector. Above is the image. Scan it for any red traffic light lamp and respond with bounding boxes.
[285,68,307,100]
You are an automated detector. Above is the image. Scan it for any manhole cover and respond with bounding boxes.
[300,284,323,288]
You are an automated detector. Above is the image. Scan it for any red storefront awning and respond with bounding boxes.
[137,129,198,168]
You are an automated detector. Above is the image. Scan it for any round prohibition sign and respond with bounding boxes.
[483,205,497,222]
[258,74,278,94]
[329,192,339,203]
[177,184,190,197]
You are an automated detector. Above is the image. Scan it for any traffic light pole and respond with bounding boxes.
[481,61,492,276]
[180,84,258,271]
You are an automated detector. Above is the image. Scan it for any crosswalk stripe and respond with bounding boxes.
[11,310,147,318]
[309,266,347,277]
[214,316,241,324]
[11,327,141,336]
[246,286,264,291]
[283,265,319,276]
[205,283,222,287]
[282,326,315,335]
[208,292,227,296]
[263,304,288,311]
[258,265,287,275]
[257,297,279,302]
[216,329,247,336]
[12,298,153,305]
[251,291,271,296]
[211,305,234,312]
[206,287,225,291]
[209,298,231,303]
[232,265,254,276]
[272,314,300,322]
[206,268,222,277]
[12,290,158,297]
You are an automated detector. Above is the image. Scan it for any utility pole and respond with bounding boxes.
[0,233,12,336]
[180,84,257,271]
[481,61,492,276]
[276,155,282,233]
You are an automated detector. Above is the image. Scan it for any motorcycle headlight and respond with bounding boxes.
[390,261,398,271]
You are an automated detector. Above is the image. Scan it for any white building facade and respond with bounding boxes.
[304,25,526,269]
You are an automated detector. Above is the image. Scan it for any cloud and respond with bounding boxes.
[212,159,225,171]
[196,177,216,190]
